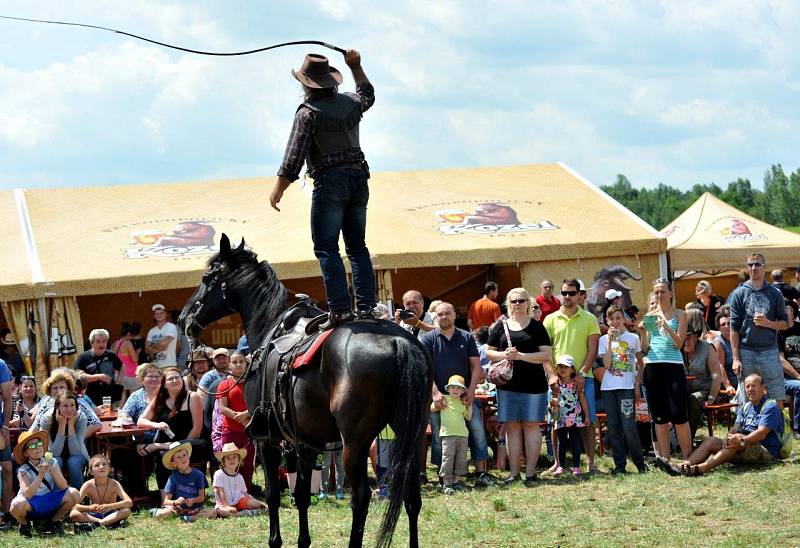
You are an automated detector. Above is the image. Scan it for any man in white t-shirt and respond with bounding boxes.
[598,305,647,474]
[145,304,178,368]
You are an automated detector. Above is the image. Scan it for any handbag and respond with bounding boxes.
[487,319,514,386]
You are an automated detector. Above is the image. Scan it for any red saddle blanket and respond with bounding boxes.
[291,329,333,370]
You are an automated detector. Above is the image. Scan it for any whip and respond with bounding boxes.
[0,14,346,56]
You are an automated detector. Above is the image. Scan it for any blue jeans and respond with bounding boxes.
[429,400,489,467]
[784,379,800,431]
[54,454,87,489]
[583,376,597,423]
[602,389,645,469]
[740,347,784,402]
[310,167,376,313]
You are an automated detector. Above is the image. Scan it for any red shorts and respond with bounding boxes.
[235,496,253,510]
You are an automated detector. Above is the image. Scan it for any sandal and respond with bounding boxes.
[136,443,155,456]
[654,456,680,477]
[680,463,703,477]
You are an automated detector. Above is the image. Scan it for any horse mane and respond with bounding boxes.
[207,246,289,343]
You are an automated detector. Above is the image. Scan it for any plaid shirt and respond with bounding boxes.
[277,81,375,181]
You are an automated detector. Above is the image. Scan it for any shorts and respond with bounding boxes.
[376,438,394,469]
[583,376,597,423]
[0,444,11,462]
[731,443,775,464]
[496,389,547,423]
[173,503,203,516]
[89,510,115,519]
[28,489,68,520]
[644,362,688,425]
[235,496,254,511]
[740,347,784,402]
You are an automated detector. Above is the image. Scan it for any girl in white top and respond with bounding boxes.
[213,443,266,517]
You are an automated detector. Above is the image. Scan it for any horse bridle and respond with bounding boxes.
[183,262,245,397]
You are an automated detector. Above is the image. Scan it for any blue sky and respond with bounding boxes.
[1,1,798,191]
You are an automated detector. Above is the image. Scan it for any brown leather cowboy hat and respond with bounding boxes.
[291,53,343,89]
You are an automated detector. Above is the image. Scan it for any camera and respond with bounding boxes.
[398,308,416,321]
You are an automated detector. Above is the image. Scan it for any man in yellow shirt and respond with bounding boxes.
[544,278,600,473]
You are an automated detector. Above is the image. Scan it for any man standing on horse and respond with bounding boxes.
[270,49,377,331]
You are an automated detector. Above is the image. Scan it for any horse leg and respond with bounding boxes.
[293,446,316,548]
[261,442,283,548]
[404,461,422,548]
[343,441,371,548]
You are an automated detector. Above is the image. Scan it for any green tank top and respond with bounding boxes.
[646,316,683,364]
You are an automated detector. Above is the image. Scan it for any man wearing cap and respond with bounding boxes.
[270,49,377,331]
[145,304,178,368]
[0,330,24,385]
[421,302,493,487]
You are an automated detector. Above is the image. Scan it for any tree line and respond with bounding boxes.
[600,164,800,230]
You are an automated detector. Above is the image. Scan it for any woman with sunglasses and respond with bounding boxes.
[641,278,691,473]
[711,306,737,390]
[683,309,724,440]
[485,287,554,486]
[137,366,207,502]
[10,376,39,431]
[695,280,725,332]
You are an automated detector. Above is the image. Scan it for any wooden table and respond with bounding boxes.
[703,402,738,437]
[98,411,118,422]
[93,422,154,456]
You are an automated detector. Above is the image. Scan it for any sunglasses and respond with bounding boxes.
[27,440,44,450]
[509,299,528,304]
[561,290,577,297]
[532,305,540,310]
[746,262,764,268]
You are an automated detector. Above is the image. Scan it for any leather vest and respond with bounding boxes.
[301,93,362,168]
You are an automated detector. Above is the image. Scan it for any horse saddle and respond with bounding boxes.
[247,300,330,446]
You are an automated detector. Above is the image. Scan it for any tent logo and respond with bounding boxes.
[714,217,766,244]
[434,202,559,236]
[123,221,219,259]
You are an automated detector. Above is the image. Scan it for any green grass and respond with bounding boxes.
[783,226,800,234]
[6,446,800,547]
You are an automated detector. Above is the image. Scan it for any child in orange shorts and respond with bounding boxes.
[213,443,266,517]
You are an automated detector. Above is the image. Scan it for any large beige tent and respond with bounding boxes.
[2,163,667,382]
[663,192,800,273]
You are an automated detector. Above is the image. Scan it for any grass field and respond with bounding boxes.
[784,226,800,234]
[5,442,800,547]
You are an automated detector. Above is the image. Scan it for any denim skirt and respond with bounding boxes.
[496,389,547,422]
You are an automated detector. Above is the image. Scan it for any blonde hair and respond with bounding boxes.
[136,362,161,384]
[505,287,531,316]
[427,300,443,315]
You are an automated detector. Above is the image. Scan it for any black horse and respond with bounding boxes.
[179,235,431,547]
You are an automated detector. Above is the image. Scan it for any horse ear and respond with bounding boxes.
[236,238,246,251]
[219,233,232,259]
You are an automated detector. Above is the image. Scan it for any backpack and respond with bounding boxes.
[741,398,792,459]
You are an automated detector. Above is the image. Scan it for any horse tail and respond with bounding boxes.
[376,338,430,548]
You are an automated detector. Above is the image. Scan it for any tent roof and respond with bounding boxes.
[2,162,665,300]
[662,192,800,271]
[1,190,37,300]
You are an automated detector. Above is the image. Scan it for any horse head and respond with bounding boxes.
[179,233,246,338]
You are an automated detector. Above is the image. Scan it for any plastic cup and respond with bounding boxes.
[102,396,112,410]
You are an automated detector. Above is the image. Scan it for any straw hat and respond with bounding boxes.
[1,333,15,346]
[162,441,192,470]
[13,430,49,465]
[444,375,467,391]
[214,442,247,463]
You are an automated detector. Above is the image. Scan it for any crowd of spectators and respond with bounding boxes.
[0,254,797,534]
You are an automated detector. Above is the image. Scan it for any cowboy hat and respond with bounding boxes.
[445,374,467,391]
[162,441,193,470]
[214,442,248,463]
[291,53,343,89]
[1,333,15,346]
[13,430,49,465]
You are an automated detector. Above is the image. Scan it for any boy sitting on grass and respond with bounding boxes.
[153,441,216,521]
[213,443,267,517]
[10,431,80,537]
[70,454,132,530]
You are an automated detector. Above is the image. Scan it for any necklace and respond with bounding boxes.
[95,479,111,503]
